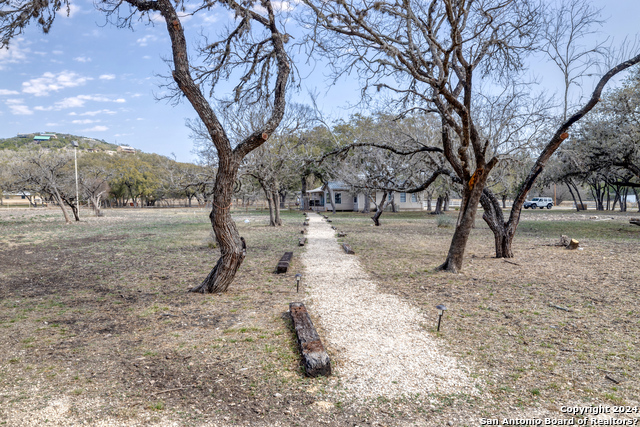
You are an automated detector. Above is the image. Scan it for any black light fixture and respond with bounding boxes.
[295,274,302,293]
[436,304,447,332]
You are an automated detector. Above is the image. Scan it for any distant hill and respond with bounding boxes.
[0,133,121,152]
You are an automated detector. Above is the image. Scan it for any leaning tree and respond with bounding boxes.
[302,0,640,270]
[1,0,292,293]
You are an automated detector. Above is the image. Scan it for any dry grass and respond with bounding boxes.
[1,207,639,426]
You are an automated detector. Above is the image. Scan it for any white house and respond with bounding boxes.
[306,181,426,212]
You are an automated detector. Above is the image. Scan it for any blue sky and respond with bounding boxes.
[0,0,638,163]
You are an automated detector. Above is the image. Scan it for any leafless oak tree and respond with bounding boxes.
[1,0,293,293]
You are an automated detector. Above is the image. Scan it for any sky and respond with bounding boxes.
[0,0,639,163]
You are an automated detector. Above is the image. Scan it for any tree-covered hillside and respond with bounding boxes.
[0,133,120,151]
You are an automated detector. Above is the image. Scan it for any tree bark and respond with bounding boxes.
[52,187,71,224]
[301,175,309,211]
[191,160,247,294]
[273,190,282,226]
[371,191,391,226]
[437,171,489,272]
[326,184,336,214]
[433,196,444,215]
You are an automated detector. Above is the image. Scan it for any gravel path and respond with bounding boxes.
[302,214,476,399]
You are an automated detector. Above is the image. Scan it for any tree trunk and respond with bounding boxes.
[264,188,277,226]
[437,175,488,272]
[326,184,336,214]
[190,160,246,294]
[52,187,71,224]
[481,189,514,258]
[433,196,444,214]
[443,193,450,211]
[371,191,391,226]
[301,175,309,211]
[390,194,397,213]
[634,188,640,212]
[502,194,507,209]
[273,190,282,226]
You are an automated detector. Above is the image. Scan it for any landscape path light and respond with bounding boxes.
[436,304,447,332]
[295,273,302,293]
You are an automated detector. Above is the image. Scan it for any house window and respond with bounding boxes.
[354,196,358,203]
[400,192,406,203]
[411,193,417,202]
[335,193,341,204]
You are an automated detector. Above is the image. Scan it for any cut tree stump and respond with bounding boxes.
[342,243,354,254]
[298,237,307,247]
[288,302,331,377]
[630,218,640,226]
[566,239,580,250]
[276,252,293,273]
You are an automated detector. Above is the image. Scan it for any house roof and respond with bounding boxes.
[307,181,351,193]
[33,136,51,141]
[325,181,351,191]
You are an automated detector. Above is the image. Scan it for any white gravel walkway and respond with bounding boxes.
[301,214,476,399]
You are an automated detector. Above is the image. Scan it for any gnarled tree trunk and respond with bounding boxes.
[191,160,247,294]
[437,171,488,272]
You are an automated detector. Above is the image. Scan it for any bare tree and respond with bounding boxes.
[2,0,293,293]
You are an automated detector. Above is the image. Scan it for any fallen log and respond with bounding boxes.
[288,302,331,377]
[630,218,640,226]
[276,252,293,274]
[342,243,354,254]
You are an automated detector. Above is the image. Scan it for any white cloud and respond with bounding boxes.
[136,34,158,47]
[99,74,116,80]
[52,50,64,55]
[0,38,30,69]
[73,56,92,63]
[22,71,91,96]
[82,125,109,132]
[75,109,117,116]
[51,94,126,110]
[0,89,20,96]
[45,123,59,127]
[6,99,33,115]
[72,119,99,124]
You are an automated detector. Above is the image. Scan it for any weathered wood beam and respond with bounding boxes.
[342,243,354,254]
[276,251,293,273]
[289,302,331,377]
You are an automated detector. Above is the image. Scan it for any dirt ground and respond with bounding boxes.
[1,207,639,426]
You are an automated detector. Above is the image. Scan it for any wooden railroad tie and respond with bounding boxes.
[276,252,293,274]
[326,219,332,223]
[337,232,347,237]
[342,243,354,254]
[298,237,307,247]
[289,302,331,377]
